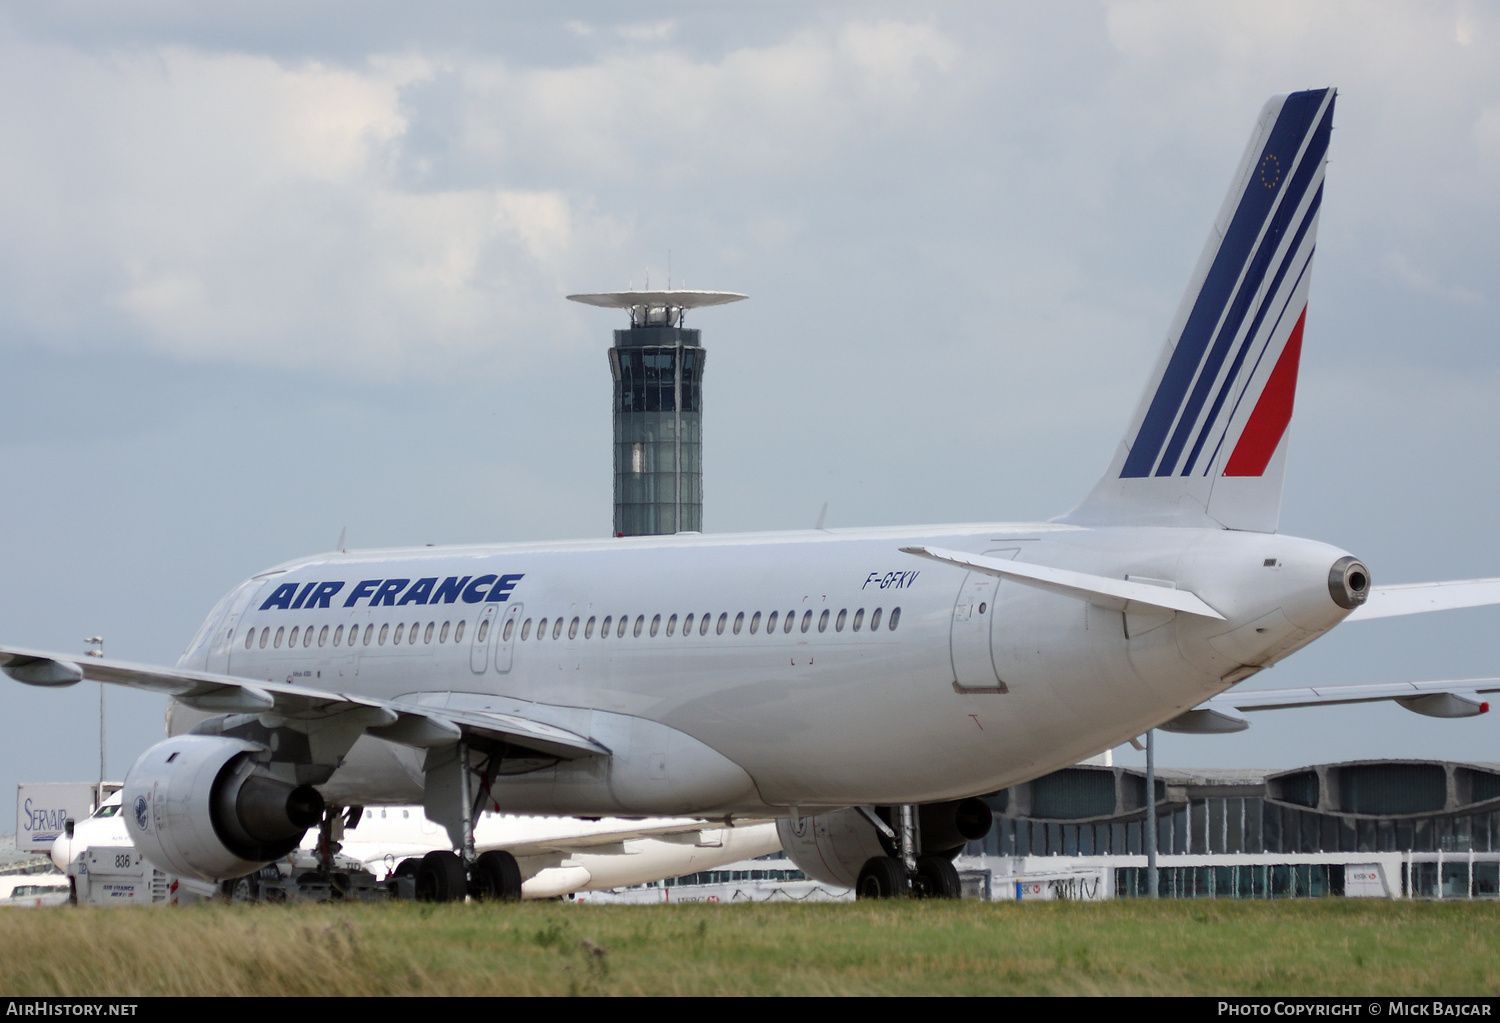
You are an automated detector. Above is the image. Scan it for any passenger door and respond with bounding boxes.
[950,549,1017,692]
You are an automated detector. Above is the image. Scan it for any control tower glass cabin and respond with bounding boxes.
[566,289,747,537]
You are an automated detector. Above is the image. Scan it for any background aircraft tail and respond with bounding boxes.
[1059,88,1336,533]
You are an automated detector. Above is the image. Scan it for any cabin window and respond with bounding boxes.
[245,630,255,650]
[749,611,761,634]
[551,618,563,641]
[454,621,465,642]
[600,616,611,638]
[434,621,446,643]
[398,622,409,644]
[666,614,677,637]
[410,622,420,644]
[519,619,531,641]
[288,626,299,648]
[870,608,883,631]
[536,617,547,640]
[783,612,795,634]
[818,609,830,633]
[682,613,694,635]
[274,627,284,649]
[836,609,847,632]
[303,626,314,648]
[733,612,744,635]
[650,614,661,637]
[318,625,329,647]
[504,618,516,641]
[617,616,628,639]
[765,611,778,633]
[376,624,387,645]
[584,616,595,639]
[333,625,344,646]
[853,608,864,632]
[633,615,644,638]
[476,620,488,643]
[800,611,812,634]
[699,614,711,637]
[716,613,728,636]
[889,607,902,630]
[568,618,579,640]
[363,624,375,646]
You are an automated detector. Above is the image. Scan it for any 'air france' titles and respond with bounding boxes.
[258,573,524,612]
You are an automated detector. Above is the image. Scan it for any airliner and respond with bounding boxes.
[6,87,1499,901]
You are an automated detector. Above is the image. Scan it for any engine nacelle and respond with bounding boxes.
[777,799,993,888]
[122,735,324,882]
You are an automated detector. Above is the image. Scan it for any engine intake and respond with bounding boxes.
[123,735,324,882]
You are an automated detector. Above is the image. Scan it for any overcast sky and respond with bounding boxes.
[3,1,1500,814]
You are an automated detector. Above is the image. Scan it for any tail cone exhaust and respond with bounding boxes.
[1329,556,1370,610]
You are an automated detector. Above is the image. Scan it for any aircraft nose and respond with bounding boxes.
[49,831,72,872]
[1328,555,1370,610]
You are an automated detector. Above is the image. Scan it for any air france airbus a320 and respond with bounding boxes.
[7,88,1500,900]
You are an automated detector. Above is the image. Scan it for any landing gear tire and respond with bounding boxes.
[416,850,467,903]
[915,855,962,899]
[469,850,522,902]
[224,874,258,903]
[855,856,911,899]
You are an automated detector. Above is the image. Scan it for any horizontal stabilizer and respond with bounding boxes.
[1344,578,1500,621]
[899,545,1224,619]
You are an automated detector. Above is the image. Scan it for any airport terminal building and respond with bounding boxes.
[952,760,1500,900]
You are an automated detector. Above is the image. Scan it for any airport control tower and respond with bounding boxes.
[566,289,746,536]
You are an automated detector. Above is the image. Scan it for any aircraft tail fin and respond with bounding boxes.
[1059,88,1336,533]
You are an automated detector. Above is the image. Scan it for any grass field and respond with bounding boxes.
[3,899,1497,996]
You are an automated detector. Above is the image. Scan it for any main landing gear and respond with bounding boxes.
[854,804,964,900]
[407,848,522,903]
[409,739,524,903]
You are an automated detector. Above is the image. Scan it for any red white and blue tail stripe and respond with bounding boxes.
[1062,88,1335,532]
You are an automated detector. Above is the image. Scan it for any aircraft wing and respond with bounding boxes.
[486,817,774,859]
[1161,677,1500,733]
[0,644,608,761]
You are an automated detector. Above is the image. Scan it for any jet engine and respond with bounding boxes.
[777,799,993,888]
[122,735,324,882]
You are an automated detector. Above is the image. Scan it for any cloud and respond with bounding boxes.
[0,15,960,379]
[1380,250,1484,305]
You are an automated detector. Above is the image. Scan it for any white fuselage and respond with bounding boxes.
[171,522,1355,816]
